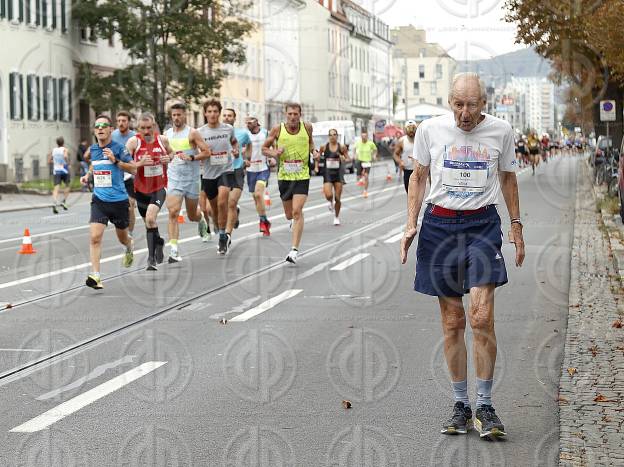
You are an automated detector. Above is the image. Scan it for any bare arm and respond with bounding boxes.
[189,129,211,161]
[230,134,239,159]
[393,140,404,167]
[340,144,349,162]
[400,162,430,264]
[262,125,282,158]
[499,171,525,267]
[244,139,252,160]
[158,135,172,164]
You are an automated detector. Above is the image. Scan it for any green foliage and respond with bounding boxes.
[73,0,254,126]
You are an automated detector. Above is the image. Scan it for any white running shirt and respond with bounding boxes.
[414,113,517,210]
[247,128,269,173]
[399,135,415,170]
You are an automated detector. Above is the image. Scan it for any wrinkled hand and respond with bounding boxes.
[245,160,251,168]
[268,157,277,167]
[80,175,89,185]
[400,227,418,264]
[276,147,285,157]
[508,223,525,267]
[160,154,170,164]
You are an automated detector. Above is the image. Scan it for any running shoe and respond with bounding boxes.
[218,234,228,255]
[168,253,182,263]
[198,217,208,239]
[261,219,271,237]
[227,233,232,250]
[259,220,265,233]
[61,201,68,210]
[86,274,103,289]
[52,205,59,214]
[474,405,506,439]
[122,240,134,268]
[234,206,240,229]
[363,191,368,198]
[155,237,165,264]
[202,231,212,242]
[334,217,340,226]
[441,401,473,435]
[285,249,298,264]
[146,258,158,271]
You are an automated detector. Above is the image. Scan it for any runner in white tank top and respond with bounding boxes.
[48,136,71,213]
[393,120,418,193]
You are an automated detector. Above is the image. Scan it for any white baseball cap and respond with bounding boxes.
[405,120,417,127]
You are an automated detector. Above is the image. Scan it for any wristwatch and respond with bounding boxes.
[189,154,195,161]
[113,158,119,165]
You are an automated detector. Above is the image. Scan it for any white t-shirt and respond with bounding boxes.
[414,113,517,210]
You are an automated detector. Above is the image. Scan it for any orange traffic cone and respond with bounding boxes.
[386,173,393,182]
[18,228,36,254]
[264,189,271,208]
[177,210,185,224]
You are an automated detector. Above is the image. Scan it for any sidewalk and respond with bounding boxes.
[559,161,624,465]
[0,192,91,213]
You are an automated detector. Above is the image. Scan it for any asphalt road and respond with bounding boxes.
[0,157,577,466]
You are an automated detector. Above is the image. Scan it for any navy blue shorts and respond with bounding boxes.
[247,169,270,192]
[414,204,508,297]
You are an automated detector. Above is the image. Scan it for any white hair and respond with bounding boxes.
[448,72,487,102]
[139,112,155,122]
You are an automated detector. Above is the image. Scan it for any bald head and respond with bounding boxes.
[448,73,487,132]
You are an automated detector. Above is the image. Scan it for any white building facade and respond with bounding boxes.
[392,26,456,123]
[511,76,555,134]
[0,1,127,182]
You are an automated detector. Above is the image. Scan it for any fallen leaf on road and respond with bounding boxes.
[4,303,12,309]
[567,368,577,376]
[602,415,612,422]
[594,394,614,402]
[588,345,599,357]
[557,395,569,404]
[612,319,622,328]
[342,400,352,409]
[219,319,228,325]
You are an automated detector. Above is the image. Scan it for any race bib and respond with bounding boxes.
[250,160,265,171]
[284,160,303,174]
[326,159,340,169]
[442,160,487,193]
[94,170,112,188]
[211,152,229,165]
[144,165,163,177]
[361,162,372,168]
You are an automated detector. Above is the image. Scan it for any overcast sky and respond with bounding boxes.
[356,0,525,60]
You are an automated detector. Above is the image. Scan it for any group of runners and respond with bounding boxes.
[79,100,382,288]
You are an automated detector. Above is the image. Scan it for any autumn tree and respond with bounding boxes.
[505,0,624,143]
[73,0,254,129]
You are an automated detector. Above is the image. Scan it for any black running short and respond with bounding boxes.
[232,167,245,190]
[89,195,130,229]
[124,177,136,198]
[323,170,342,184]
[54,173,70,185]
[403,169,413,193]
[278,179,310,201]
[135,188,166,218]
[202,173,235,200]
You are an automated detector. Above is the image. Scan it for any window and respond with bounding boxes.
[26,74,40,120]
[10,72,24,120]
[436,97,443,106]
[32,157,40,178]
[436,64,443,80]
[430,81,437,94]
[8,0,24,22]
[419,98,426,104]
[419,48,426,58]
[59,78,71,122]
[43,76,57,121]
[413,82,419,96]
[1,0,5,18]
[60,0,66,32]
[25,0,38,25]
[419,65,425,79]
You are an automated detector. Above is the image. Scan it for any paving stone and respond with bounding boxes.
[559,162,624,466]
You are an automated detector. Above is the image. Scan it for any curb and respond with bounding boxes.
[0,204,55,214]
[587,160,624,282]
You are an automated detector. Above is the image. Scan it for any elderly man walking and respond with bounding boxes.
[401,72,525,439]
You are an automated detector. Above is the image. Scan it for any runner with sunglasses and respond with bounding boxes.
[81,116,136,289]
